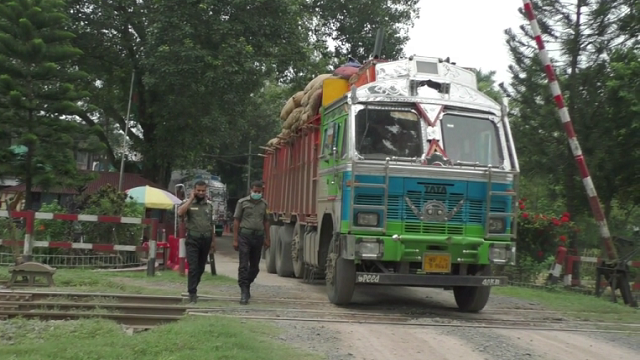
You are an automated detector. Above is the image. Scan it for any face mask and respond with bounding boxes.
[250,192,262,200]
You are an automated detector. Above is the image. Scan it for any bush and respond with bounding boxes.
[516,198,580,260]
[79,184,145,245]
[34,200,72,241]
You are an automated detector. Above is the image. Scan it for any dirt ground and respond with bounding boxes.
[201,236,640,360]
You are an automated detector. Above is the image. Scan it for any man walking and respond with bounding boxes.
[233,180,270,305]
[177,180,216,304]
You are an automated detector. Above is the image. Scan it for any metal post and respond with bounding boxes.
[118,70,136,192]
[147,219,158,277]
[247,141,252,192]
[22,211,34,262]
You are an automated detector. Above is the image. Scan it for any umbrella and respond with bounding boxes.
[126,186,181,210]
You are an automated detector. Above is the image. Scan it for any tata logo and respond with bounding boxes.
[424,185,447,194]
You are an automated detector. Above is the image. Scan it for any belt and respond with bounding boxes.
[240,228,264,236]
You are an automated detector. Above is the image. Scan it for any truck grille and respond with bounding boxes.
[353,191,506,236]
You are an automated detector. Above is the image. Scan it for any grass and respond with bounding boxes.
[0,266,237,296]
[0,316,323,360]
[493,285,640,324]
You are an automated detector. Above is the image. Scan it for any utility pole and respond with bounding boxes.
[118,70,136,192]
[246,141,252,193]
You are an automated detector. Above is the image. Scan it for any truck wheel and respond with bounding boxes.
[215,230,223,237]
[291,224,304,278]
[453,266,492,313]
[326,237,356,305]
[276,224,294,277]
[265,225,278,274]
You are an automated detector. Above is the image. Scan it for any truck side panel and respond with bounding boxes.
[263,117,320,222]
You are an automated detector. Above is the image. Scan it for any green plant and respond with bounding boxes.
[34,200,72,241]
[80,185,145,245]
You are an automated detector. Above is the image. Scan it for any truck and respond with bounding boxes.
[260,54,520,312]
[169,170,228,237]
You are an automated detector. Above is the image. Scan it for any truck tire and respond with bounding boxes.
[326,237,356,305]
[265,225,278,274]
[276,224,294,277]
[215,230,223,237]
[453,266,492,313]
[291,224,304,278]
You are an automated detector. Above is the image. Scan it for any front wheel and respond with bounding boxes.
[325,237,356,305]
[291,224,304,278]
[453,266,492,313]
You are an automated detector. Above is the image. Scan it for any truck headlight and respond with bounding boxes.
[489,245,514,264]
[356,239,383,259]
[356,212,379,227]
[488,217,505,233]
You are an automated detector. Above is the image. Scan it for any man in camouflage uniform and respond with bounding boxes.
[233,180,271,305]
[177,180,216,304]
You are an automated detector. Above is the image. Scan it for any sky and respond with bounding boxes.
[404,0,526,86]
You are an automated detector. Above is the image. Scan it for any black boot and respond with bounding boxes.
[239,286,249,305]
[247,286,251,300]
[188,294,197,305]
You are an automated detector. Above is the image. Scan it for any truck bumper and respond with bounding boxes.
[355,272,507,287]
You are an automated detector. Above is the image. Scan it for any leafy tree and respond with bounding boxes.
[475,69,503,104]
[0,0,95,209]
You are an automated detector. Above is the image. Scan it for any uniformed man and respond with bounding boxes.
[233,180,270,305]
[177,180,216,304]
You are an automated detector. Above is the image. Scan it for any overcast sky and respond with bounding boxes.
[404,0,526,85]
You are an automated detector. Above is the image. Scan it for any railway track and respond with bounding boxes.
[1,290,638,334]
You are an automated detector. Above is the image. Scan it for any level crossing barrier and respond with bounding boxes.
[0,210,165,276]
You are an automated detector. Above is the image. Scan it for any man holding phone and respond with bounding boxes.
[177,180,216,304]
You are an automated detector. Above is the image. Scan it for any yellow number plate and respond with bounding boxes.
[423,253,451,273]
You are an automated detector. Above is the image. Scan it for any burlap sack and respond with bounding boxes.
[267,138,278,146]
[280,97,296,121]
[303,74,332,93]
[283,107,303,130]
[305,89,323,116]
[292,91,305,107]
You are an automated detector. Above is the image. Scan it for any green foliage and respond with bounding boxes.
[79,184,144,245]
[0,0,100,209]
[34,200,71,241]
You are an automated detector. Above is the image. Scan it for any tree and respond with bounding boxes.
[475,69,503,104]
[64,0,315,186]
[0,0,95,209]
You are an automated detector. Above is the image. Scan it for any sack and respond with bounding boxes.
[283,107,303,130]
[292,91,305,107]
[305,89,323,116]
[333,66,359,80]
[280,97,296,121]
[304,74,332,93]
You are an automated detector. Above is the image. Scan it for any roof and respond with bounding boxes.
[0,171,163,195]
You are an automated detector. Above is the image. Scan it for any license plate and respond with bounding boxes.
[423,253,451,273]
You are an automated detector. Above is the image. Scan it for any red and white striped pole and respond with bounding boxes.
[178,221,187,276]
[22,211,35,262]
[522,0,618,262]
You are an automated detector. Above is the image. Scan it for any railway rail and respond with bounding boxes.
[1,290,638,334]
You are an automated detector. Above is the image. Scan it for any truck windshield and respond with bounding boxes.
[209,189,225,200]
[440,114,503,166]
[355,108,422,158]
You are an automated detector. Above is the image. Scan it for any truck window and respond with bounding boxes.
[440,114,503,166]
[355,108,422,158]
[341,119,348,159]
[323,122,339,156]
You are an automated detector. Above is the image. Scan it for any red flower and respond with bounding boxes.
[561,216,569,223]
[552,219,560,226]
[537,250,544,257]
[519,204,525,210]
[559,235,567,242]
[522,212,529,218]
[562,212,570,219]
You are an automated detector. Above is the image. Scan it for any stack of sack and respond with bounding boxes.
[267,58,362,147]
